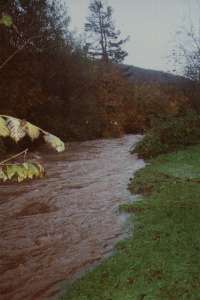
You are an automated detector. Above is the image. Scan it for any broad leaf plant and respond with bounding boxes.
[0,115,65,183]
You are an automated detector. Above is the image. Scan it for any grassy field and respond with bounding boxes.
[61,145,200,300]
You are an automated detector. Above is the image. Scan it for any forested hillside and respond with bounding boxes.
[0,0,196,155]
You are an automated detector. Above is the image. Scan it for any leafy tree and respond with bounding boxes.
[0,0,70,57]
[85,0,129,63]
[0,12,66,183]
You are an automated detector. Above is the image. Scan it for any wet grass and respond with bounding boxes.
[61,145,200,300]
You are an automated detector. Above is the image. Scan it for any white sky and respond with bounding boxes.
[65,0,200,72]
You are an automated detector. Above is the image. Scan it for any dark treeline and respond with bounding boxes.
[0,0,196,156]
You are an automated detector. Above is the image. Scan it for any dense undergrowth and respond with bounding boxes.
[61,145,200,300]
[133,111,200,158]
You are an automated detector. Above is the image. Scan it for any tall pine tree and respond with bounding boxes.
[85,0,129,63]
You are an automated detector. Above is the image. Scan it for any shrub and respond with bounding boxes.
[132,111,200,158]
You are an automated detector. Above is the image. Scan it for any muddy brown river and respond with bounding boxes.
[0,135,144,300]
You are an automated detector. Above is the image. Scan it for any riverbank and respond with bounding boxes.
[62,144,200,299]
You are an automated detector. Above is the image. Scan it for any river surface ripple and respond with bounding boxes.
[0,135,145,300]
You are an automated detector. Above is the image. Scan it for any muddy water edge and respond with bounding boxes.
[0,135,145,300]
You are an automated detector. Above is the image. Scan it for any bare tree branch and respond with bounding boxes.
[0,35,42,72]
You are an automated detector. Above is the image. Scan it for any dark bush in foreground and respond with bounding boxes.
[133,111,200,158]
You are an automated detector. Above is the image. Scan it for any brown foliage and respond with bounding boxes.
[0,1,192,143]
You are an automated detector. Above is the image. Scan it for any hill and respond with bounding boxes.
[119,64,188,85]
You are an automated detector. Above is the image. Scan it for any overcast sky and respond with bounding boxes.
[65,0,199,72]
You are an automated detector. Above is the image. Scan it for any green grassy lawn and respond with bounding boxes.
[61,145,200,300]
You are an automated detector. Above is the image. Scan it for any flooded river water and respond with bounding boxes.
[0,135,144,300]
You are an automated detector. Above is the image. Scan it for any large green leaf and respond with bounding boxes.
[44,133,65,152]
[0,162,45,183]
[6,117,26,142]
[0,117,9,137]
[0,14,13,28]
[0,167,8,182]
[5,164,19,180]
[0,115,65,152]
[25,122,40,141]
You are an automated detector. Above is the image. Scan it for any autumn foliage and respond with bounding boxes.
[0,0,193,156]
